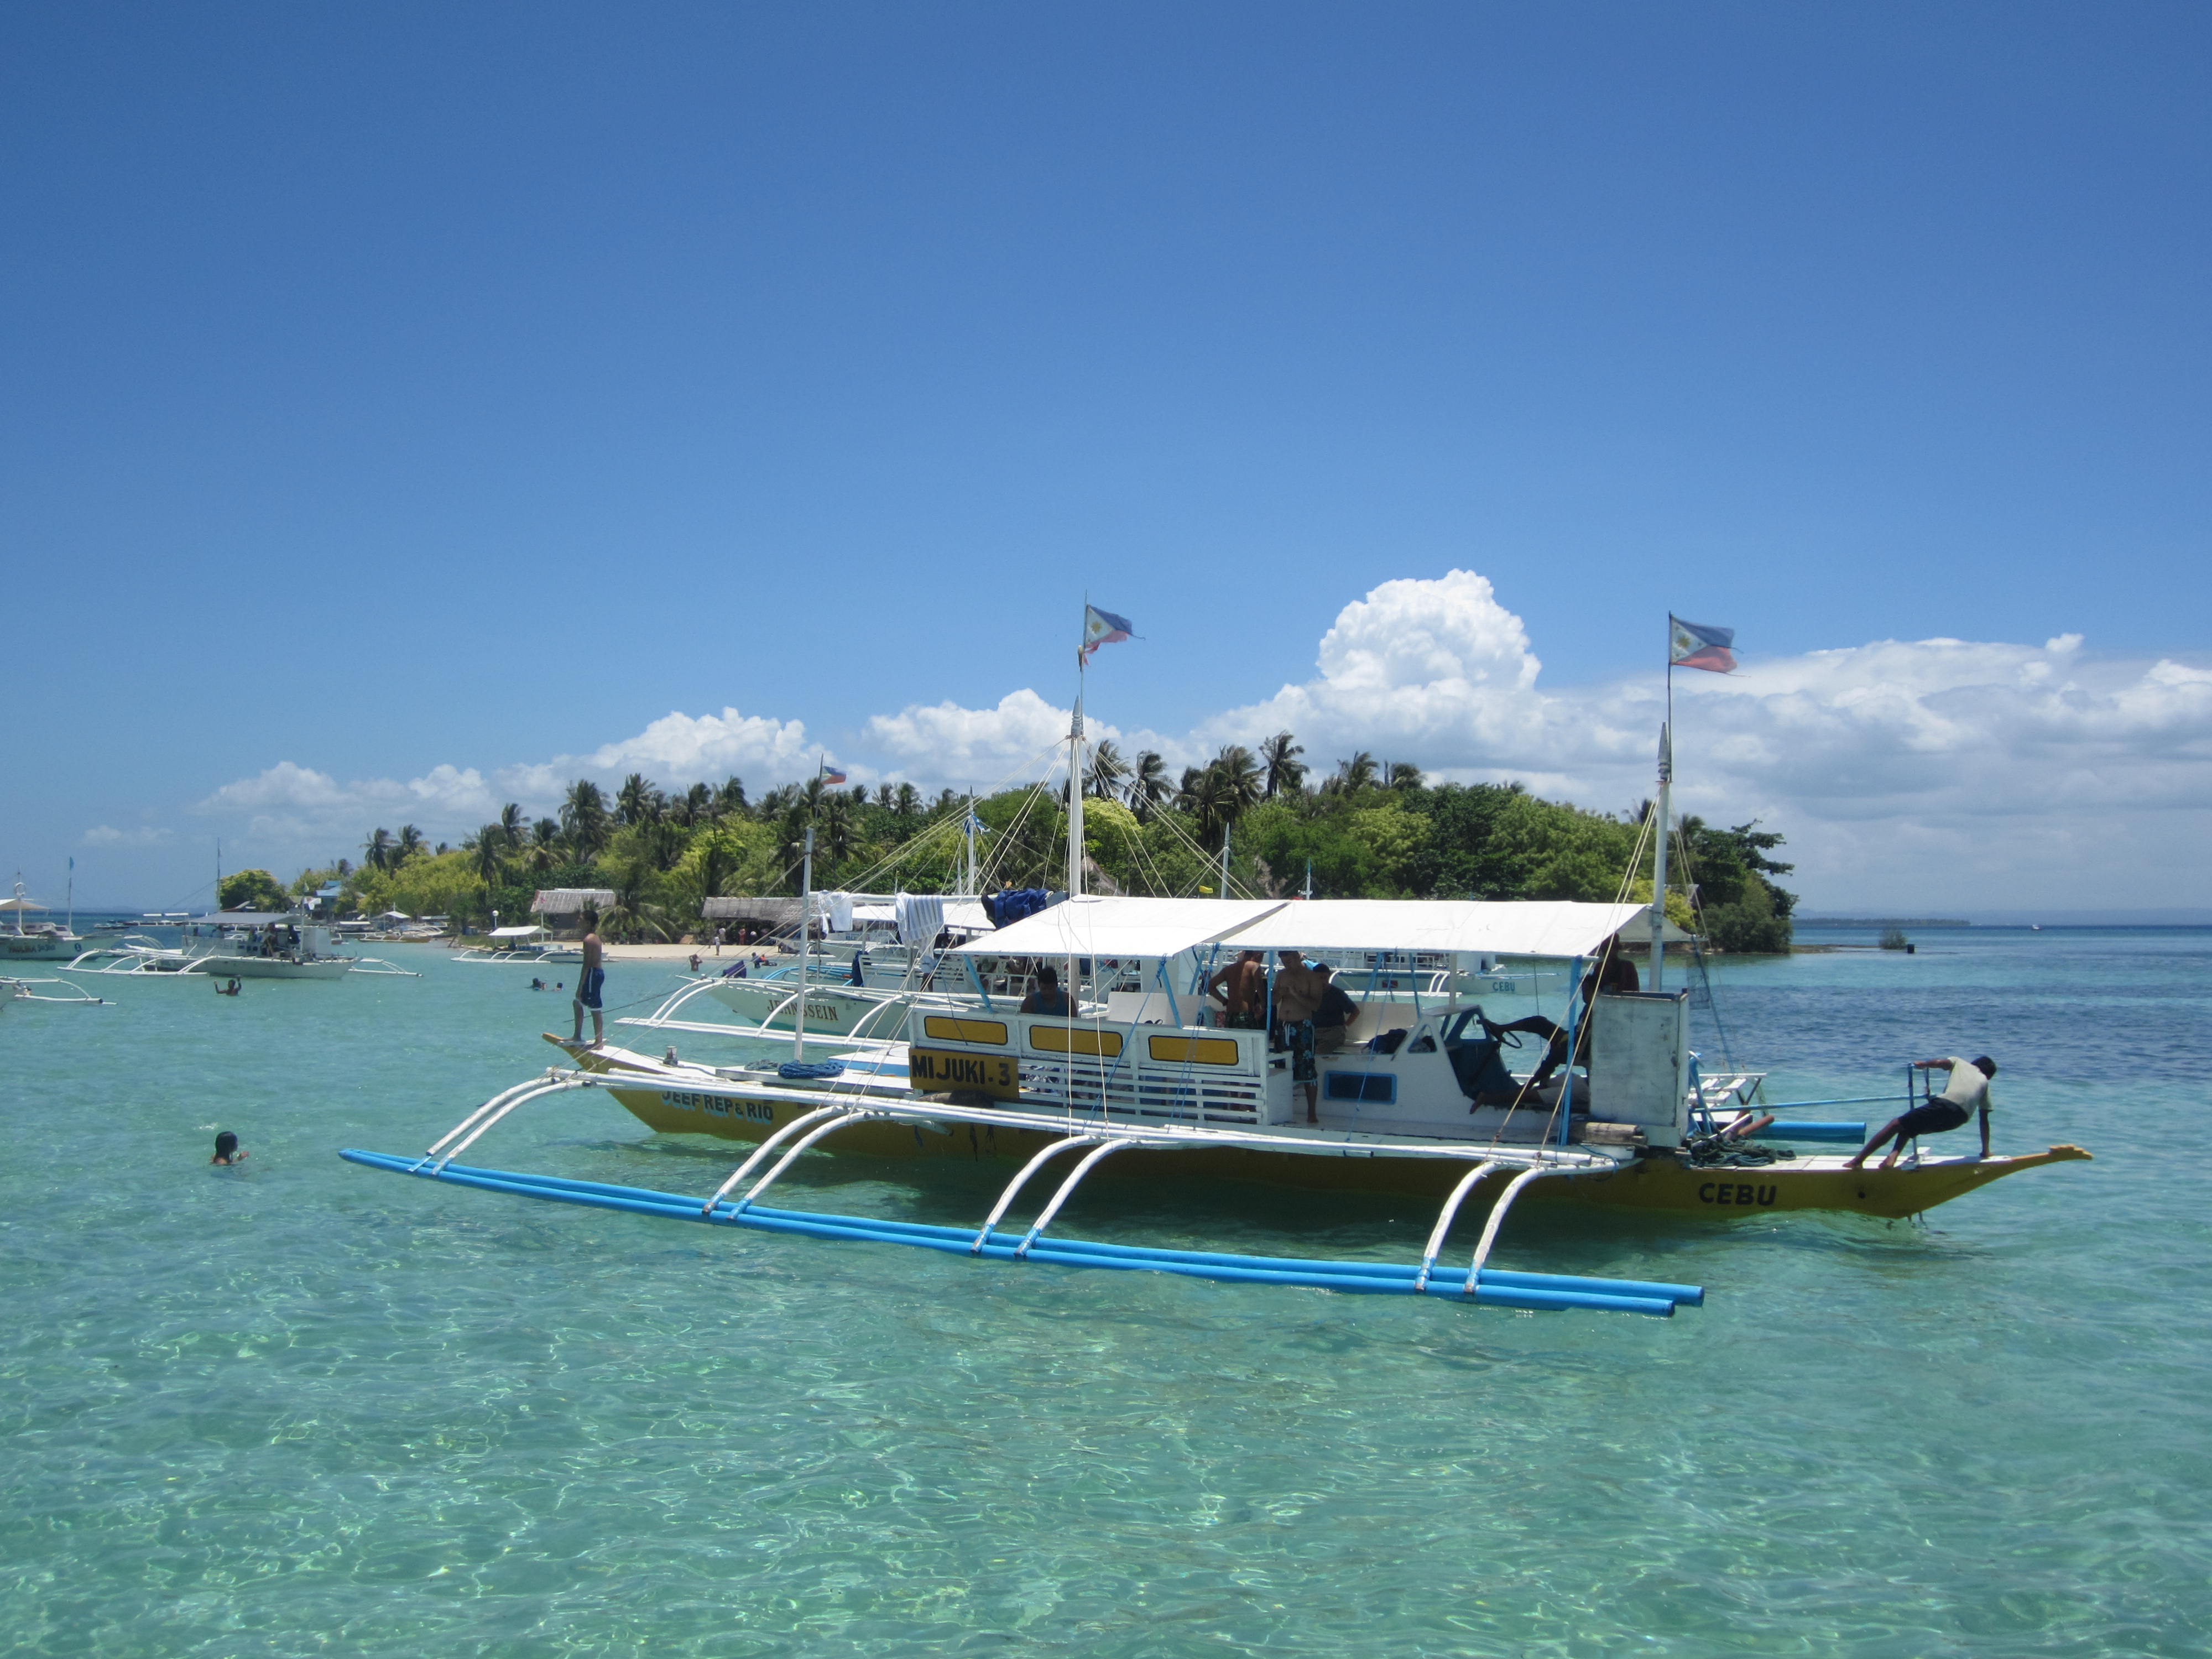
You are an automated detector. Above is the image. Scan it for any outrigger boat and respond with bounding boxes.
[2,875,87,963]
[343,610,2089,1316]
[64,914,418,979]
[453,925,584,965]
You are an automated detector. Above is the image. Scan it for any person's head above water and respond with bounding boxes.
[212,1131,240,1163]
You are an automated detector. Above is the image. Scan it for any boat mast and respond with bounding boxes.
[65,858,74,938]
[963,791,977,896]
[1067,660,1086,899]
[10,873,22,938]
[1066,610,1088,1018]
[1218,826,1230,899]
[1648,636,1674,991]
[794,770,820,1061]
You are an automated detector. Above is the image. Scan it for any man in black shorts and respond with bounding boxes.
[1846,1056,1996,1169]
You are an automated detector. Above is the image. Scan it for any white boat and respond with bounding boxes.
[347,608,2090,1315]
[454,925,582,964]
[2,876,87,962]
[66,914,417,979]
[4,975,109,1004]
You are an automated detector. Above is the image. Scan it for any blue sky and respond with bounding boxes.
[5,3,2208,910]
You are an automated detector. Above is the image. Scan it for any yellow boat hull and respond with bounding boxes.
[572,1051,2090,1222]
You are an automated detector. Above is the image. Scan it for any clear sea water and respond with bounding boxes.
[3,930,2206,1657]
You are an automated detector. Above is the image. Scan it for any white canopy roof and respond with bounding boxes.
[0,896,48,914]
[951,895,1286,960]
[191,911,302,926]
[1221,900,1653,961]
[488,925,546,939]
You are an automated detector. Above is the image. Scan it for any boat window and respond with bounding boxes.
[1323,1072,1396,1105]
[1030,1025,1123,1058]
[922,1016,1008,1046]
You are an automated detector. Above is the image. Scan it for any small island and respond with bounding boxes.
[276,733,1798,951]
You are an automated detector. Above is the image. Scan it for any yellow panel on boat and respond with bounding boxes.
[908,1047,1021,1099]
[1147,1034,1241,1066]
[921,1016,1009,1045]
[1030,1025,1124,1057]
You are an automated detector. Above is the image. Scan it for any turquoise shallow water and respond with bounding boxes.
[3,932,2208,1657]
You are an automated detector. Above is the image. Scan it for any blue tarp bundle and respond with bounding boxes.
[984,888,1055,927]
[779,1060,846,1080]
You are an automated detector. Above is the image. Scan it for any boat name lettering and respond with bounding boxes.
[662,1091,775,1122]
[1698,1182,1778,1207]
[909,1047,1020,1100]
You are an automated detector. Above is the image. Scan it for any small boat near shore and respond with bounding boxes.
[2,876,87,963]
[453,925,583,965]
[65,912,418,979]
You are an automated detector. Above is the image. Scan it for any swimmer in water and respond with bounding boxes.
[211,1131,247,1165]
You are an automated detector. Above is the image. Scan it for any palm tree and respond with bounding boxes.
[714,775,748,819]
[614,773,661,827]
[1087,739,1131,800]
[497,802,526,846]
[1213,745,1264,817]
[532,817,562,852]
[597,860,671,942]
[562,780,611,857]
[821,792,857,863]
[1330,751,1379,794]
[363,828,393,872]
[1183,767,1234,852]
[1387,761,1424,791]
[683,782,712,825]
[773,802,810,887]
[473,827,505,886]
[1129,751,1171,820]
[892,782,921,823]
[395,824,425,862]
[1259,731,1306,798]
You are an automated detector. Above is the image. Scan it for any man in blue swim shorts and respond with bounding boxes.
[571,908,606,1047]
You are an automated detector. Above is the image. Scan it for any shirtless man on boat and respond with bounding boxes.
[571,911,606,1048]
[1846,1056,1996,1169]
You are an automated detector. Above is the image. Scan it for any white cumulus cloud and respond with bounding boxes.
[867,689,1115,787]
[496,708,811,801]
[176,573,2212,906]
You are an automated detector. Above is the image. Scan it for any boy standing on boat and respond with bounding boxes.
[1273,951,1328,1124]
[1846,1056,1997,1168]
[571,910,606,1048]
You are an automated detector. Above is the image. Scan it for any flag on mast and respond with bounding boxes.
[820,763,848,786]
[1668,616,1736,673]
[1079,604,1134,665]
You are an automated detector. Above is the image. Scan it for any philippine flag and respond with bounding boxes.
[1080,605,1134,665]
[821,765,848,786]
[1668,617,1737,674]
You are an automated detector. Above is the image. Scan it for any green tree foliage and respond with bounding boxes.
[218,869,290,911]
[318,742,1794,947]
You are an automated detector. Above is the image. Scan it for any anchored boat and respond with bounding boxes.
[343,609,2088,1312]
[2,875,86,963]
